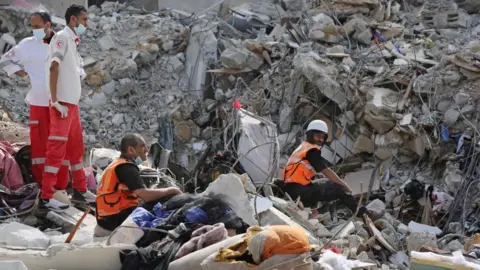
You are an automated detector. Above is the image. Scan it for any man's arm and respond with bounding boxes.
[0,44,26,78]
[48,35,68,102]
[49,61,59,102]
[321,168,352,193]
[306,148,353,193]
[115,163,182,203]
[134,187,182,202]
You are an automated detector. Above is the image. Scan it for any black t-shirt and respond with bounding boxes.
[114,162,146,191]
[305,148,328,172]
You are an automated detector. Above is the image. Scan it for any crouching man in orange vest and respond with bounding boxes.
[282,120,367,216]
[96,133,182,232]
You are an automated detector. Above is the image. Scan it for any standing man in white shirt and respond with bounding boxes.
[0,11,71,196]
[42,4,96,211]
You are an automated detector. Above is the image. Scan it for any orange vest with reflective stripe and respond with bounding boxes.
[96,158,140,219]
[282,142,321,185]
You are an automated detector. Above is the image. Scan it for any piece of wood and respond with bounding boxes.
[365,215,396,253]
[397,72,416,111]
[65,206,91,244]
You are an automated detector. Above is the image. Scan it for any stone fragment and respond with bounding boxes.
[89,91,107,108]
[133,51,156,66]
[308,13,342,43]
[406,232,437,252]
[353,134,374,154]
[167,56,185,73]
[98,35,116,51]
[0,89,10,99]
[117,78,134,97]
[82,56,97,67]
[444,109,460,125]
[366,199,386,221]
[455,91,470,105]
[112,113,124,125]
[293,52,347,108]
[279,105,293,133]
[101,80,116,95]
[283,0,307,11]
[0,222,50,249]
[111,58,137,79]
[444,240,463,252]
[220,48,264,70]
[364,88,401,134]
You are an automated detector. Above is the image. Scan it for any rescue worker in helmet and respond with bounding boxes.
[282,120,367,216]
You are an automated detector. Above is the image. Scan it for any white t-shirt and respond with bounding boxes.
[47,26,83,105]
[0,36,50,106]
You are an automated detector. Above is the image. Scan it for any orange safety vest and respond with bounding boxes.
[282,142,321,185]
[96,158,140,219]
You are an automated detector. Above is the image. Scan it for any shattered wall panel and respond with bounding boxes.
[237,109,278,186]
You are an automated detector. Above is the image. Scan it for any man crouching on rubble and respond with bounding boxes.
[281,120,368,217]
[96,133,183,232]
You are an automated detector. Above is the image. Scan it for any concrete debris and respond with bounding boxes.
[0,222,50,250]
[2,0,480,268]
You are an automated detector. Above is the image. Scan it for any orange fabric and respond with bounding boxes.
[282,142,321,185]
[96,158,139,219]
[261,225,310,261]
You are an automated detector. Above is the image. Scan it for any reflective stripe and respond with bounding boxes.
[71,163,84,171]
[31,158,46,165]
[52,52,64,61]
[62,160,71,166]
[45,166,59,173]
[49,136,68,141]
[29,120,39,125]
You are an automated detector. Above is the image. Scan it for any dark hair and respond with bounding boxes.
[31,11,51,23]
[65,4,87,24]
[120,133,143,154]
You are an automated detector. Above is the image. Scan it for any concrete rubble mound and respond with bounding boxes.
[2,0,480,269]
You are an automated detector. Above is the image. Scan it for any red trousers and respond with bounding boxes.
[41,102,86,200]
[29,105,69,187]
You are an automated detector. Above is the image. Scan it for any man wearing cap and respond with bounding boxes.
[282,120,367,216]
[0,11,73,199]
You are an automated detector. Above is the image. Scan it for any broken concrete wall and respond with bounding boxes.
[157,0,256,14]
[0,244,135,270]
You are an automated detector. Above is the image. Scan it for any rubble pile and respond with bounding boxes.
[2,0,480,268]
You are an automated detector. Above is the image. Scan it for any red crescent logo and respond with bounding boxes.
[56,40,63,48]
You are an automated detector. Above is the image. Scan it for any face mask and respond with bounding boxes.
[32,28,46,41]
[134,156,143,166]
[74,23,86,36]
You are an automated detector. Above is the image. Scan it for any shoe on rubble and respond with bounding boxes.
[39,198,70,212]
[71,189,96,204]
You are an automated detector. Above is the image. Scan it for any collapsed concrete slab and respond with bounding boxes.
[293,52,348,109]
[0,260,27,270]
[364,88,401,134]
[203,173,257,226]
[0,243,135,270]
[0,222,50,250]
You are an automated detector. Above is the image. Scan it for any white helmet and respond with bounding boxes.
[306,120,328,134]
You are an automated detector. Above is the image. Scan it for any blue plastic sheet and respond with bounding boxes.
[131,207,155,227]
[440,125,450,141]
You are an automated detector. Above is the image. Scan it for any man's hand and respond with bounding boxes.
[167,187,183,195]
[343,185,353,194]
[52,101,68,118]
